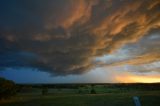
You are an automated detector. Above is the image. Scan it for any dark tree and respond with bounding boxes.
[42,87,48,95]
[78,88,82,94]
[90,88,96,94]
[0,77,17,99]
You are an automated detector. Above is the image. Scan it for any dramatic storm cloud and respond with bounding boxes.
[0,0,160,76]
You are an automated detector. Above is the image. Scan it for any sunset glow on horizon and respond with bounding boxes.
[115,73,160,83]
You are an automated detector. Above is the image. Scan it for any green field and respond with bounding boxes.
[0,84,160,106]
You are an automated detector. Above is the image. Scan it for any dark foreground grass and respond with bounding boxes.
[0,90,160,106]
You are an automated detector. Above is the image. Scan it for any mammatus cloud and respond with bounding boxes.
[0,0,160,75]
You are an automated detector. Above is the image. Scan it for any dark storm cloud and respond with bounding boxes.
[0,0,160,75]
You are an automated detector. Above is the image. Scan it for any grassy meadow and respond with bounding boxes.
[0,83,160,106]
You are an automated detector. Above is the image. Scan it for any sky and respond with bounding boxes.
[0,0,160,83]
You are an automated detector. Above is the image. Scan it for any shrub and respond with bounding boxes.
[0,77,17,99]
[42,87,48,95]
[90,88,96,94]
[78,88,82,94]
